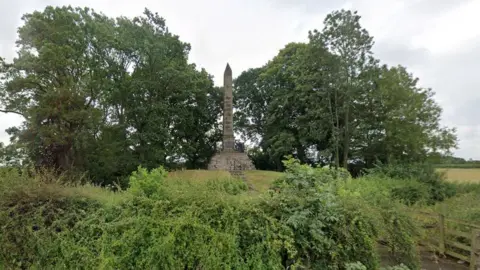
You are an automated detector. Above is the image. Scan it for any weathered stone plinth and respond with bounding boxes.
[208,151,255,171]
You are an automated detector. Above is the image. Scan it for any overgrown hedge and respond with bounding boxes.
[365,163,457,205]
[0,162,421,269]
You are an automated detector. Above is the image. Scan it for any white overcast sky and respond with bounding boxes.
[1,0,480,159]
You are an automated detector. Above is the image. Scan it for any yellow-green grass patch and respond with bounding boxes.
[167,169,282,192]
[437,168,480,183]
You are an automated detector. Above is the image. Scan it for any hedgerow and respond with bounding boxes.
[339,176,421,269]
[366,163,456,205]
[0,161,421,269]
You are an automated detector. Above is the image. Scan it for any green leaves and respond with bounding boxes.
[263,158,382,269]
[0,158,425,269]
[1,6,222,183]
[233,9,456,171]
[0,5,457,182]
[127,166,167,198]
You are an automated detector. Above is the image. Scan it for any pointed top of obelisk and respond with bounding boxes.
[224,63,232,77]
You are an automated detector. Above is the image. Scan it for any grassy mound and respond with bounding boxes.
[167,169,282,192]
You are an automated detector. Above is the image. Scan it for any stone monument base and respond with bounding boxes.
[207,63,255,186]
[208,151,255,171]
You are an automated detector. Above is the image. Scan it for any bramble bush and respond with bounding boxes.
[267,159,379,269]
[337,176,421,269]
[0,160,422,269]
[366,163,456,205]
[0,168,285,269]
[270,158,420,269]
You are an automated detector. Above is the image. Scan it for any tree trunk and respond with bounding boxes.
[297,146,306,164]
[331,88,340,169]
[342,105,350,168]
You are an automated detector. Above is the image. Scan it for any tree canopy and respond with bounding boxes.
[234,9,456,171]
[0,6,457,183]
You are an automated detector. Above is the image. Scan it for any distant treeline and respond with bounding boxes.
[431,156,480,168]
[434,163,480,169]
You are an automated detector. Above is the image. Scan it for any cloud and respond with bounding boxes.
[374,42,432,68]
[409,0,473,15]
[1,0,479,159]
[265,0,339,14]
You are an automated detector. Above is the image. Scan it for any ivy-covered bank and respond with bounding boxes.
[0,160,430,269]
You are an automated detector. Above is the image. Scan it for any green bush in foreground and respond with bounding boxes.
[0,162,421,269]
[267,159,379,269]
[366,163,456,205]
[338,175,421,269]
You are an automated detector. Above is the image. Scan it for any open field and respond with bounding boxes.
[167,168,480,186]
[437,168,480,183]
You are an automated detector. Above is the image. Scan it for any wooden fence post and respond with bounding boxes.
[470,229,480,270]
[439,213,446,254]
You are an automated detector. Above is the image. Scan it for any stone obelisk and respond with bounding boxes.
[222,64,235,151]
[208,63,255,174]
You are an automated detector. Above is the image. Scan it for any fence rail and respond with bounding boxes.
[414,211,480,270]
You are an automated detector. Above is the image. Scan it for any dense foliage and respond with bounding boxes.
[0,160,422,269]
[0,6,222,186]
[0,6,457,184]
[0,5,476,270]
[234,11,456,171]
[366,163,457,205]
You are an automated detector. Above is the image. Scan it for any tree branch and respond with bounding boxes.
[0,109,26,118]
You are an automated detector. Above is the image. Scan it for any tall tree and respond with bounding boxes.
[301,34,342,167]
[235,43,333,170]
[233,9,457,171]
[0,6,222,184]
[234,67,270,144]
[311,9,375,167]
[0,6,108,172]
[365,65,457,163]
[234,67,280,170]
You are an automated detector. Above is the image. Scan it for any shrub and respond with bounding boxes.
[127,166,167,198]
[0,167,286,269]
[338,176,421,269]
[367,163,456,204]
[272,157,350,191]
[0,163,421,269]
[0,187,102,268]
[97,200,281,269]
[89,171,288,269]
[266,158,380,269]
[345,261,368,270]
[383,265,410,270]
[390,181,430,206]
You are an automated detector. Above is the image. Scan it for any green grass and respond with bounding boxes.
[244,170,283,191]
[4,169,282,208]
[167,169,282,192]
[62,184,131,206]
[52,169,282,208]
[404,168,480,225]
